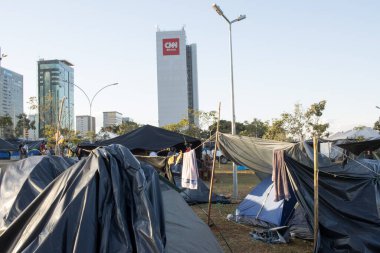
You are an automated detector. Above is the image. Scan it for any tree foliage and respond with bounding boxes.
[0,114,14,139]
[239,118,269,138]
[374,121,380,132]
[15,113,36,138]
[263,119,288,141]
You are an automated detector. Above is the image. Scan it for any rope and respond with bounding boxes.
[330,146,380,176]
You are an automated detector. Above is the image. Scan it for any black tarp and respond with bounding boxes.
[285,156,380,253]
[0,156,76,232]
[337,138,380,156]
[0,138,17,151]
[97,125,201,154]
[0,145,223,253]
[0,145,167,253]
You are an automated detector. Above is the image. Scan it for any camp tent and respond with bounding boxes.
[0,145,223,253]
[218,133,380,252]
[97,125,201,154]
[0,138,16,151]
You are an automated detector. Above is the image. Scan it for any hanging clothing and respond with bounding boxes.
[272,149,291,201]
[181,150,199,189]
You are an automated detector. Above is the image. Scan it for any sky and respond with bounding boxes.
[1,0,379,133]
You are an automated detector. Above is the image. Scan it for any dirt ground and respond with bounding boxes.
[191,163,313,253]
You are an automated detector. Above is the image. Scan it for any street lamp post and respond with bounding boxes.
[73,83,118,142]
[212,3,246,200]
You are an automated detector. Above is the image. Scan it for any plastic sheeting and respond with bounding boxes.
[0,138,16,151]
[0,145,167,253]
[285,157,380,253]
[218,133,293,176]
[0,156,75,232]
[98,125,201,153]
[161,182,223,253]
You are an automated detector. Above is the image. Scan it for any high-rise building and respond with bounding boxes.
[0,65,23,129]
[37,59,74,136]
[156,27,199,127]
[103,111,122,128]
[76,115,96,133]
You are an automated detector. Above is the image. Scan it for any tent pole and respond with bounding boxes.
[207,102,221,226]
[313,136,319,250]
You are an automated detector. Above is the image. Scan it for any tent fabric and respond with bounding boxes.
[0,145,167,253]
[327,127,380,141]
[337,138,380,156]
[0,145,224,252]
[0,138,17,151]
[233,177,296,227]
[218,133,293,176]
[285,156,380,253]
[0,156,76,232]
[98,125,201,153]
[161,182,223,253]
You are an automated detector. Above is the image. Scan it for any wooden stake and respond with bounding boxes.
[313,136,319,250]
[207,102,221,226]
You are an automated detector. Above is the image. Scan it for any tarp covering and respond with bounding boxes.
[285,156,380,253]
[0,145,224,253]
[0,156,75,232]
[0,138,17,151]
[337,138,380,156]
[161,182,223,253]
[218,133,294,176]
[327,127,380,141]
[98,125,201,153]
[0,145,167,253]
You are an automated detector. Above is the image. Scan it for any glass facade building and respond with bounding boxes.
[38,59,74,136]
[0,66,23,127]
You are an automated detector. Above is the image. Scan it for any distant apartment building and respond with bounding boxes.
[0,65,23,131]
[156,27,199,127]
[27,114,39,140]
[37,59,74,137]
[122,117,133,123]
[76,115,96,133]
[103,111,122,127]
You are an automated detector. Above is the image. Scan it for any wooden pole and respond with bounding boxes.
[313,136,319,250]
[207,102,221,226]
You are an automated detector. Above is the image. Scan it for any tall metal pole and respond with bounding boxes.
[229,23,238,199]
[212,4,245,200]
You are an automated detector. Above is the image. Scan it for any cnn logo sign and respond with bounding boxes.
[163,38,180,55]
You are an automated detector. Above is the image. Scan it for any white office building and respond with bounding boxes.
[76,115,95,133]
[103,111,122,127]
[156,28,199,127]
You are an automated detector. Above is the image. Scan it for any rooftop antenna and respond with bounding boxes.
[0,47,8,67]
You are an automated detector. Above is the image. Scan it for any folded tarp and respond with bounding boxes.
[285,156,380,253]
[0,156,76,232]
[0,145,166,253]
[218,133,293,177]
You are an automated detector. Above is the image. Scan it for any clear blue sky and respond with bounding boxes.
[1,0,379,133]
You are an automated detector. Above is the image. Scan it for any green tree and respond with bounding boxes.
[239,118,269,138]
[117,121,141,135]
[374,121,380,132]
[15,113,36,138]
[305,100,329,138]
[263,119,288,141]
[282,103,306,141]
[208,120,245,136]
[0,114,14,139]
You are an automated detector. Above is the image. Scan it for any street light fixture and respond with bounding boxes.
[212,3,246,199]
[75,83,118,142]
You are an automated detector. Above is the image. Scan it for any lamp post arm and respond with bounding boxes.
[90,83,118,108]
[73,84,91,107]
